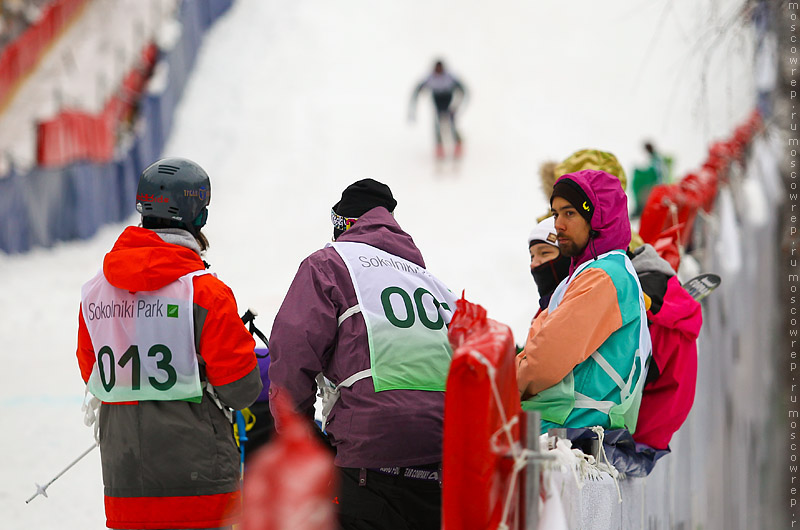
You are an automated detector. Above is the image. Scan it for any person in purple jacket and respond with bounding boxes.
[268,178,457,530]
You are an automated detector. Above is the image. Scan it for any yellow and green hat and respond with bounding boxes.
[554,149,627,191]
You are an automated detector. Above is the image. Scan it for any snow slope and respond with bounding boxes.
[0,1,754,527]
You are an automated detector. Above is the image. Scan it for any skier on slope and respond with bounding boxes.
[409,59,467,159]
[76,158,262,530]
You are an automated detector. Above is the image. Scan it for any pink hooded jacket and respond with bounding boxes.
[630,244,702,449]
[556,170,632,275]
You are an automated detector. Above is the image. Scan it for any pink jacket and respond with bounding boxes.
[634,271,702,449]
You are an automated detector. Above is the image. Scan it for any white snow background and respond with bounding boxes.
[0,0,755,527]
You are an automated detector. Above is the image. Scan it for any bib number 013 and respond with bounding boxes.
[380,286,450,330]
[96,344,177,392]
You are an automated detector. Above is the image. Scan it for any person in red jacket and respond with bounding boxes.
[76,158,262,530]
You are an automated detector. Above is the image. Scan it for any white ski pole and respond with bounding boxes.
[25,441,98,503]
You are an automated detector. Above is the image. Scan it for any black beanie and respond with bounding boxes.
[550,178,593,224]
[332,178,397,239]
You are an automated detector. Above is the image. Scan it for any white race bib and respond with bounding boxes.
[330,242,457,392]
[82,269,210,402]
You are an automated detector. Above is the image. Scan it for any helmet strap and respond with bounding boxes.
[193,208,209,230]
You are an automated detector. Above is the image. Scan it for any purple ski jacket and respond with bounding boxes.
[268,207,446,468]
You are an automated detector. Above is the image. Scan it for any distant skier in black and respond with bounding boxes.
[409,59,467,159]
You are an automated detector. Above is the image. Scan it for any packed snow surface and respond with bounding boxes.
[0,0,753,527]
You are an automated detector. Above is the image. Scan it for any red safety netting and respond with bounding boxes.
[443,296,522,530]
[638,109,762,270]
[36,42,157,166]
[0,0,87,110]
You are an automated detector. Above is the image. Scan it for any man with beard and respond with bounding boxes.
[517,170,652,433]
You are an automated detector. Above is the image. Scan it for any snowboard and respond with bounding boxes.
[682,273,721,302]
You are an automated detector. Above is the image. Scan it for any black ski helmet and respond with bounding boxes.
[136,157,211,234]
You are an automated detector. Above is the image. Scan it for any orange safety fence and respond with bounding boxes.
[35,42,157,167]
[0,0,88,111]
[638,109,763,271]
[442,295,522,530]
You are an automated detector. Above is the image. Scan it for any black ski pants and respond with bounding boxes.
[337,465,441,530]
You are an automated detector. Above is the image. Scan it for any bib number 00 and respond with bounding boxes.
[96,344,177,392]
[380,286,450,330]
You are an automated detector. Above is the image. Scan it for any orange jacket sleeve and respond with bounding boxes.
[76,306,95,383]
[193,275,257,387]
[516,267,623,396]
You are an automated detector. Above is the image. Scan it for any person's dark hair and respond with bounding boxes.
[196,231,209,251]
[644,142,655,155]
[141,217,209,251]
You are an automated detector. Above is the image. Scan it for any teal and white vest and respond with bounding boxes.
[81,269,210,403]
[522,250,651,432]
[316,242,457,429]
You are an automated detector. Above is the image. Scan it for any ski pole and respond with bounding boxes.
[241,308,269,353]
[25,441,98,504]
[236,410,248,481]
